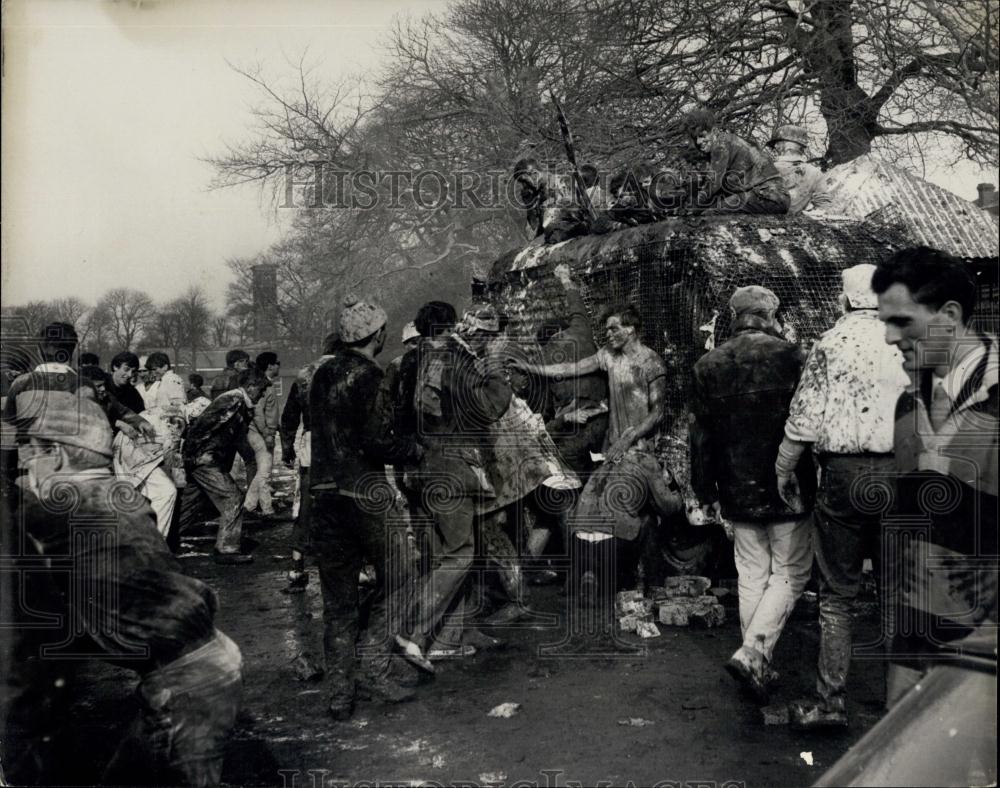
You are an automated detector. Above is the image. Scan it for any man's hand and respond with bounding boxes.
[562,409,590,425]
[118,422,140,441]
[136,418,157,441]
[553,263,575,290]
[606,426,637,464]
[777,472,806,513]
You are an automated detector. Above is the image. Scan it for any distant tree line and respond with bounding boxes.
[1,284,248,368]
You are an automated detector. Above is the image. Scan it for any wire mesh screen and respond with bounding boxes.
[489,217,913,494]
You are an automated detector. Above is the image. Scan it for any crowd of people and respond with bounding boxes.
[513,112,834,244]
[1,244,996,785]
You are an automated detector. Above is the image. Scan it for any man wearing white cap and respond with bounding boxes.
[777,263,909,728]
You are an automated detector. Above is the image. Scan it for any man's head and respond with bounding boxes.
[415,301,458,338]
[767,124,809,157]
[237,368,271,405]
[840,264,878,313]
[186,373,205,393]
[685,108,718,154]
[512,157,542,189]
[873,246,977,373]
[256,351,280,379]
[80,365,109,402]
[145,352,171,381]
[110,351,140,387]
[225,349,250,371]
[39,322,78,365]
[580,163,599,189]
[16,389,113,495]
[402,322,421,349]
[338,295,388,356]
[602,305,642,351]
[729,285,781,331]
[79,352,100,367]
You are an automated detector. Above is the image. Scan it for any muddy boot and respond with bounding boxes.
[725,645,770,705]
[789,696,848,730]
[356,673,416,704]
[462,628,502,650]
[286,558,308,593]
[327,679,356,721]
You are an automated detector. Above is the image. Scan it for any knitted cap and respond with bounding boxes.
[768,124,809,148]
[16,389,113,457]
[337,294,387,343]
[402,322,420,343]
[842,263,878,309]
[729,285,780,316]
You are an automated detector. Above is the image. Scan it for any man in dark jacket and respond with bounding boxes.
[394,300,513,670]
[108,351,146,414]
[176,368,270,563]
[278,332,339,591]
[309,298,422,719]
[3,389,241,786]
[690,285,813,704]
[209,349,250,401]
[680,109,790,215]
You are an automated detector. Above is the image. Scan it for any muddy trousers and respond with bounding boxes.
[311,492,398,697]
[813,454,894,706]
[103,631,243,787]
[289,467,312,554]
[403,496,476,650]
[178,464,245,554]
[731,517,811,662]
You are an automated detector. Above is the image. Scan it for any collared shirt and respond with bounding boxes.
[785,310,909,454]
[596,343,666,451]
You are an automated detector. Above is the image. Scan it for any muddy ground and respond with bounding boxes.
[63,493,888,788]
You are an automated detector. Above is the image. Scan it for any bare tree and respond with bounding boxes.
[211,315,231,348]
[173,285,213,370]
[97,288,155,350]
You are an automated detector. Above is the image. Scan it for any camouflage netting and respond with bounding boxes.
[486,214,912,496]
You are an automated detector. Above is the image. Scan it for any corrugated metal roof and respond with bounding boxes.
[826,155,999,260]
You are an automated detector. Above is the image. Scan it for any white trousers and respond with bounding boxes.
[243,429,274,514]
[732,517,812,662]
[141,465,178,537]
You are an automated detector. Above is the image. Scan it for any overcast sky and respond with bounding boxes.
[2,0,997,312]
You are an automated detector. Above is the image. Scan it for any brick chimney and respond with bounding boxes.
[975,183,999,217]
[251,263,279,344]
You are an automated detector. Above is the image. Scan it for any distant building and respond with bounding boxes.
[975,182,999,218]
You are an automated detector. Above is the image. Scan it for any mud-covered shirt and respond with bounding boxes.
[785,311,908,455]
[596,344,667,450]
[773,155,833,214]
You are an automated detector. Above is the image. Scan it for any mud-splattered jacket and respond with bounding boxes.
[209,367,240,401]
[308,349,420,496]
[773,154,833,214]
[182,389,253,471]
[690,321,815,521]
[688,131,789,209]
[279,355,333,463]
[19,473,218,669]
[784,310,909,455]
[414,335,512,496]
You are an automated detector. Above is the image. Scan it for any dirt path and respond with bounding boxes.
[61,511,885,787]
